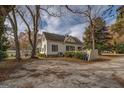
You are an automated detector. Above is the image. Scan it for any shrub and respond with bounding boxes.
[116,44,124,54]
[37,53,46,58]
[64,51,75,57]
[74,51,84,59]
[64,51,84,59]
[0,50,7,60]
[58,52,64,57]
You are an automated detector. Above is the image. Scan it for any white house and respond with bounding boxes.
[40,32,83,56]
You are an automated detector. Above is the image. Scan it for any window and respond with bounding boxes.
[66,46,75,51]
[77,47,82,51]
[52,45,58,52]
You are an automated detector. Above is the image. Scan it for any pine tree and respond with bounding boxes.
[111,6,124,36]
[0,16,10,60]
[83,17,112,54]
[0,6,14,60]
[110,6,124,53]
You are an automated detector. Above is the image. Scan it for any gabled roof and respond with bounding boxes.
[43,32,82,45]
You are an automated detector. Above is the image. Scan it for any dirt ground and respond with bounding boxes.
[1,57,124,88]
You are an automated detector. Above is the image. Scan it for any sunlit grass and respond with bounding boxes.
[39,56,111,64]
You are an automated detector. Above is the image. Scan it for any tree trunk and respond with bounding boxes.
[90,20,95,50]
[18,5,40,59]
[31,44,36,58]
[31,5,40,58]
[31,31,38,58]
[0,16,5,38]
[1,6,21,62]
[11,9,21,62]
[91,28,95,50]
[14,27,21,61]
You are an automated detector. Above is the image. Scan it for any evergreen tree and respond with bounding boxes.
[0,6,14,60]
[0,16,10,60]
[83,17,112,54]
[111,6,124,36]
[110,6,124,53]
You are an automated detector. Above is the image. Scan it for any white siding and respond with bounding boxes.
[40,34,47,55]
[47,41,82,55]
[40,33,82,56]
[65,43,82,51]
[47,41,65,55]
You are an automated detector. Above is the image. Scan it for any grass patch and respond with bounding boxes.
[91,56,111,62]
[40,56,111,64]
[102,53,124,58]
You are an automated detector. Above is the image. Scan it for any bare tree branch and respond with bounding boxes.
[7,8,21,61]
[16,9,33,47]
[40,7,61,17]
[25,5,34,18]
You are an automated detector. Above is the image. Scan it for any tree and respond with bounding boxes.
[19,32,29,50]
[0,6,15,16]
[0,16,10,60]
[17,5,62,58]
[8,7,21,62]
[16,5,40,58]
[65,5,114,50]
[111,6,124,36]
[0,6,15,35]
[83,17,112,54]
[19,31,32,57]
[110,6,124,53]
[115,43,124,54]
[0,6,14,60]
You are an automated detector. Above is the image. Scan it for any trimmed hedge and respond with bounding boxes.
[64,51,85,59]
[64,51,75,57]
[0,50,7,61]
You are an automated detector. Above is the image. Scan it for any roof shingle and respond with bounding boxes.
[43,32,82,45]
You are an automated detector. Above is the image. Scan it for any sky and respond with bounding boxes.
[5,5,121,41]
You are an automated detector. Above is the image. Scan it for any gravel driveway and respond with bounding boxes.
[1,57,124,88]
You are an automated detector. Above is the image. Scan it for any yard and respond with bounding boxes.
[0,56,124,88]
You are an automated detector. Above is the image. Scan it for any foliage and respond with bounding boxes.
[0,6,15,16]
[73,51,84,59]
[83,17,112,54]
[115,44,124,54]
[111,20,124,36]
[110,6,124,53]
[0,35,10,51]
[64,51,85,59]
[0,16,10,60]
[64,51,75,57]
[0,50,7,61]
[111,7,124,35]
